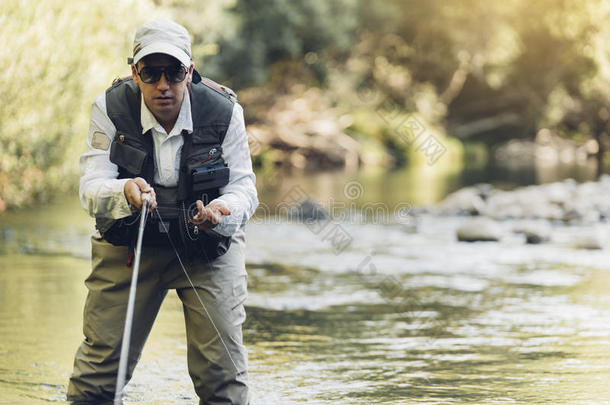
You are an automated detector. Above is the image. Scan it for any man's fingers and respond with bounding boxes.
[133,177,148,188]
[208,209,222,224]
[195,200,205,218]
[192,200,205,223]
[217,204,231,216]
[206,201,231,216]
[141,191,152,207]
[191,200,230,228]
[134,177,154,194]
[147,188,157,210]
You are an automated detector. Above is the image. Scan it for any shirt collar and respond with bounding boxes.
[140,87,193,136]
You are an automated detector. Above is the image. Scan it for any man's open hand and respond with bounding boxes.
[124,177,157,210]
[192,200,231,230]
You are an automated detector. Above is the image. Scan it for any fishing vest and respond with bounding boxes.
[95,74,236,261]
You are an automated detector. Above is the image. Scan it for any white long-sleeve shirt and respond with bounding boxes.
[79,86,259,237]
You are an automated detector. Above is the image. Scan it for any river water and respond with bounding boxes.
[2,165,610,404]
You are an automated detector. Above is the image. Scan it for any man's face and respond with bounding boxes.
[131,53,193,126]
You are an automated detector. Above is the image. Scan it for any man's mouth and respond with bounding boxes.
[154,96,174,105]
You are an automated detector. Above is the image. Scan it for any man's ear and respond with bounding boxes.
[187,63,194,84]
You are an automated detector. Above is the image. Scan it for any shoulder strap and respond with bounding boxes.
[189,77,235,138]
[192,69,237,102]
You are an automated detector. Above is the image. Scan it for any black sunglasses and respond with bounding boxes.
[135,64,188,84]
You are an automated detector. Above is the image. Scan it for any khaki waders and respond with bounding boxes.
[67,228,249,405]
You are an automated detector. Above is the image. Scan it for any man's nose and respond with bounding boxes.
[156,72,170,90]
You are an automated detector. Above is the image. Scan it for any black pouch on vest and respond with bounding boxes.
[179,150,232,262]
[109,137,147,174]
[184,144,230,204]
[192,164,230,193]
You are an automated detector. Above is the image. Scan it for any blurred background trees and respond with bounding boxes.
[0,0,156,210]
[2,0,610,210]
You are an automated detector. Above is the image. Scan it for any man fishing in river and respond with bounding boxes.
[66,18,258,404]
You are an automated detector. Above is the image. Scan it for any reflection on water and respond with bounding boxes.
[256,159,604,211]
[460,159,600,192]
[2,165,610,404]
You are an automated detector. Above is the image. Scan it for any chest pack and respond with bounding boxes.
[95,73,237,261]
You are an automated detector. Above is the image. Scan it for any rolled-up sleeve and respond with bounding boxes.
[79,93,133,219]
[210,102,259,236]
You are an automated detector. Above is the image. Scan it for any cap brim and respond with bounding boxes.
[132,42,191,68]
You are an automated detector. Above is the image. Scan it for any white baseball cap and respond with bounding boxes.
[131,18,192,68]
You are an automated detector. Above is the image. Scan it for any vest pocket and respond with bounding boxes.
[185,145,224,174]
[110,140,148,175]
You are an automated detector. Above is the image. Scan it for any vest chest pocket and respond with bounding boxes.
[187,125,227,171]
[110,139,148,175]
[185,145,224,174]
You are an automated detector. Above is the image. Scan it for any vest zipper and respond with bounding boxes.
[200,148,217,164]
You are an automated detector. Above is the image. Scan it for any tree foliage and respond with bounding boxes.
[207,0,360,88]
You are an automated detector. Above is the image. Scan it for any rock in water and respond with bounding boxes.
[289,198,330,222]
[512,220,552,244]
[437,186,487,216]
[457,217,503,242]
[573,228,607,250]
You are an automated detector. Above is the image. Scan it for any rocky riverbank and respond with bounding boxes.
[432,176,610,247]
[435,176,610,222]
[281,175,610,249]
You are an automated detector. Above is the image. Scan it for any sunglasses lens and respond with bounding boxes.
[138,66,186,84]
[139,67,160,83]
[167,66,187,83]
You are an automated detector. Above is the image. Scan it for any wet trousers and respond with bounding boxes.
[67,228,249,405]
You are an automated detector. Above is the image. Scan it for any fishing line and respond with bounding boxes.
[154,207,241,375]
[123,211,142,226]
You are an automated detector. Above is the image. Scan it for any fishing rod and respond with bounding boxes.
[114,192,150,405]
